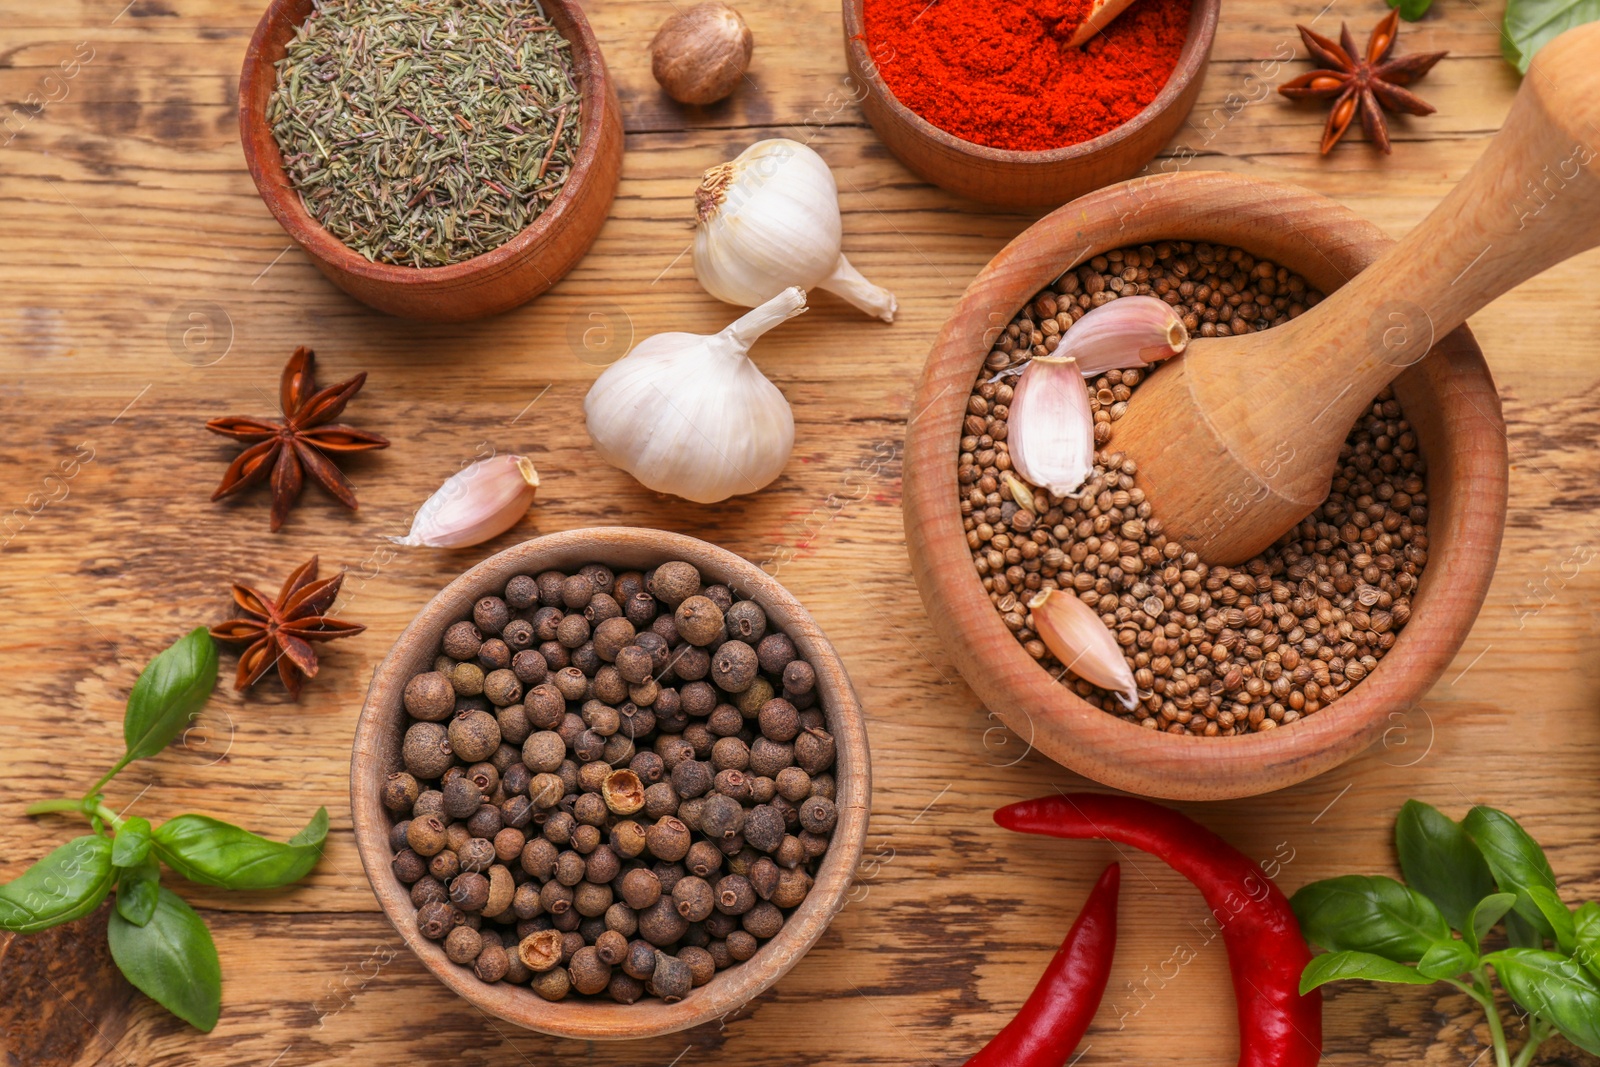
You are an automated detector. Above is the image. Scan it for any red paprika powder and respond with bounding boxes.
[860,0,1192,152]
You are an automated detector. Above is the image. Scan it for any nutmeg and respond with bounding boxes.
[650,2,753,106]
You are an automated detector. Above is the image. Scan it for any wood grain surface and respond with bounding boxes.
[0,0,1597,1064]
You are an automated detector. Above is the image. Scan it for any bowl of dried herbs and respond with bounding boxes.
[239,0,623,321]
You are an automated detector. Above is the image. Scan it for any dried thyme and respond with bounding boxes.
[267,0,583,268]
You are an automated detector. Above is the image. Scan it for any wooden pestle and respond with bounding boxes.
[1112,20,1600,564]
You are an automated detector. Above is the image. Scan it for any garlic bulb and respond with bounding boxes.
[1066,296,1189,377]
[693,139,897,322]
[1007,354,1095,497]
[585,287,806,503]
[1029,589,1138,709]
[392,455,540,548]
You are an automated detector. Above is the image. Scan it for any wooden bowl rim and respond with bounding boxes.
[351,527,871,1039]
[239,0,614,286]
[903,170,1508,800]
[839,0,1220,163]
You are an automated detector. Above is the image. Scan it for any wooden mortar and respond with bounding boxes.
[903,172,1507,800]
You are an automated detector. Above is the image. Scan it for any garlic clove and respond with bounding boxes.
[391,455,540,548]
[1006,353,1095,498]
[1061,295,1189,377]
[692,138,896,322]
[1028,589,1139,710]
[584,287,805,504]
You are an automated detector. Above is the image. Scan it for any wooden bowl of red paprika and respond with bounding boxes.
[902,171,1506,800]
[841,0,1218,209]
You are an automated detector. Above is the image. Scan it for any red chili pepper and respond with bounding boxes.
[965,862,1120,1067]
[994,794,1322,1067]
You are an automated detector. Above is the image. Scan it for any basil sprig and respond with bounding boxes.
[1294,799,1600,1064]
[4,630,326,1032]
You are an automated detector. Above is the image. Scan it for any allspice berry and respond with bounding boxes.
[800,795,837,834]
[474,942,510,983]
[648,561,701,607]
[601,769,646,815]
[448,710,502,763]
[417,900,456,940]
[407,816,448,858]
[647,951,694,1003]
[532,966,571,1001]
[638,897,690,946]
[742,900,783,940]
[621,868,663,910]
[569,946,612,995]
[671,875,715,922]
[650,2,752,106]
[675,596,724,646]
[383,771,421,812]
[404,671,456,721]
[595,929,630,966]
[450,871,491,912]
[771,866,813,909]
[519,929,565,972]
[391,849,426,884]
[403,722,454,779]
[442,776,482,820]
[445,925,484,965]
[794,726,836,775]
[624,939,658,980]
[741,804,785,853]
[609,972,645,1004]
[715,873,756,915]
[711,640,759,692]
[679,945,716,987]
[646,816,692,862]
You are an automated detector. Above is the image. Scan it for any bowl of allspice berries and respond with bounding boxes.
[352,527,870,1038]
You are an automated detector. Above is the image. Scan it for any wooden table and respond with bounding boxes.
[1,0,1596,1063]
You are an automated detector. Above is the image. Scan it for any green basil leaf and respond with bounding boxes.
[1388,0,1434,20]
[1574,902,1600,982]
[1300,950,1438,994]
[1466,892,1519,954]
[115,858,159,927]
[1463,806,1558,944]
[1292,875,1451,962]
[1417,939,1477,980]
[112,817,153,869]
[0,835,115,933]
[153,808,328,890]
[1395,800,1494,932]
[1484,948,1600,1055]
[123,628,218,765]
[1527,885,1577,954]
[107,886,220,1031]
[1502,0,1600,73]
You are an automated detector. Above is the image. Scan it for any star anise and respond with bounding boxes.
[1278,9,1447,155]
[207,347,390,531]
[209,556,365,697]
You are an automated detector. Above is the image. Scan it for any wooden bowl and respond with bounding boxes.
[351,528,871,1038]
[840,0,1218,209]
[239,0,623,321]
[903,172,1508,800]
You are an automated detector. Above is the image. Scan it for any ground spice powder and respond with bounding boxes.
[862,0,1191,151]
